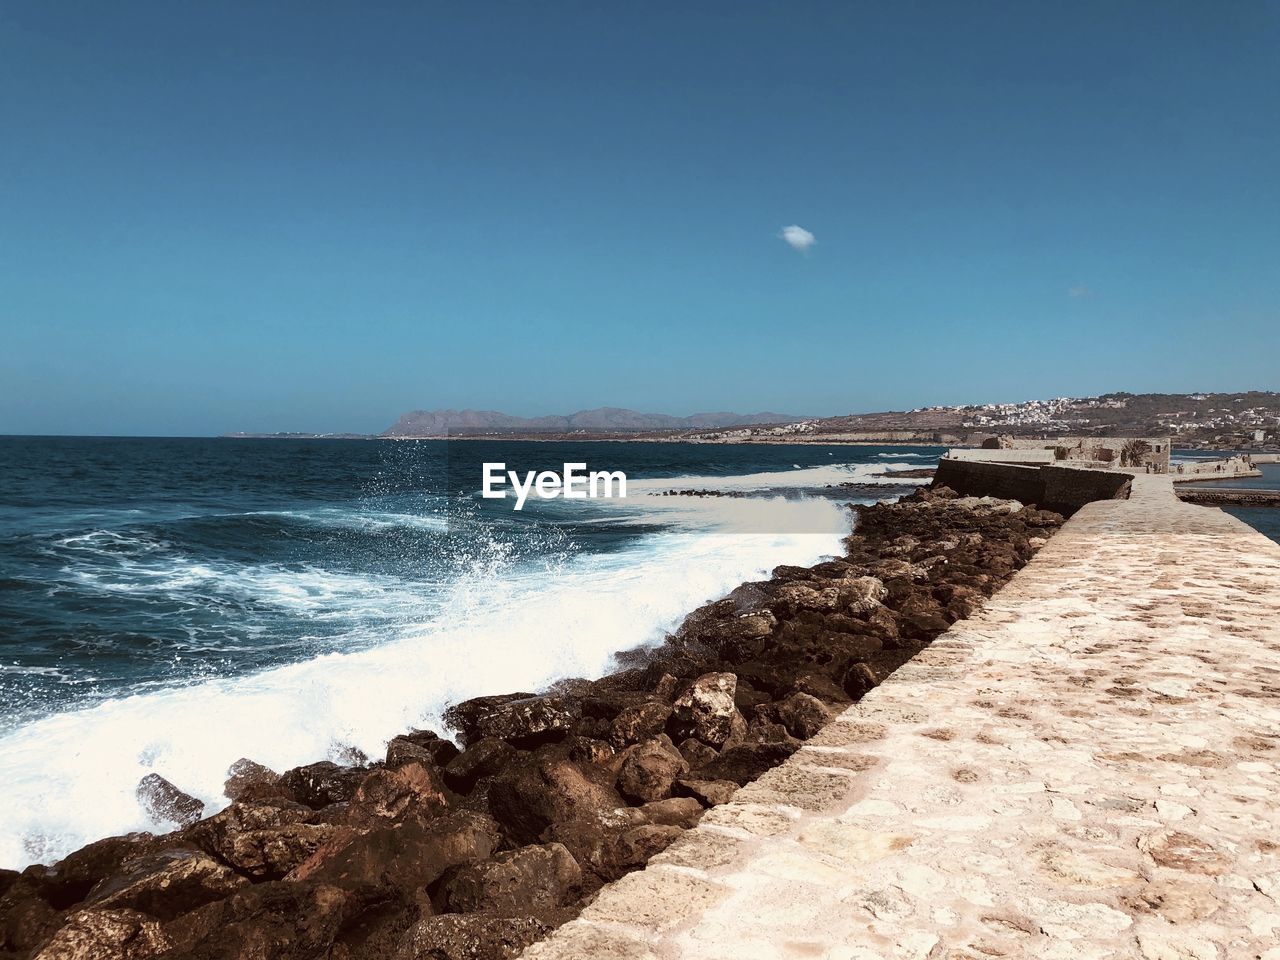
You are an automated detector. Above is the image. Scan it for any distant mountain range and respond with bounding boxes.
[381,407,805,437]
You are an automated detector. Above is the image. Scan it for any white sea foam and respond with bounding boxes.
[0,494,851,867]
[66,559,438,617]
[245,508,451,533]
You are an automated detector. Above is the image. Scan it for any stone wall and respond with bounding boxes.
[945,449,1058,465]
[933,458,1131,515]
[994,436,1172,473]
[931,460,1046,504]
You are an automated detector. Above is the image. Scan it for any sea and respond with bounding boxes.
[0,436,938,868]
[1172,458,1280,544]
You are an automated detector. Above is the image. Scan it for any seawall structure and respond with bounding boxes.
[524,476,1280,959]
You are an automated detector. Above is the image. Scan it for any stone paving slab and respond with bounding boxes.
[522,477,1280,960]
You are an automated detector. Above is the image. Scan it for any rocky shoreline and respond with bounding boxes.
[0,487,1064,960]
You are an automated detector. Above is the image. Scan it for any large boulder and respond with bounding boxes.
[443,694,580,748]
[671,673,738,747]
[386,729,461,769]
[159,879,358,960]
[278,761,370,809]
[695,742,799,786]
[185,801,338,880]
[610,824,685,871]
[839,576,888,614]
[487,749,623,844]
[288,810,502,899]
[34,908,169,960]
[674,778,739,807]
[393,914,556,960]
[0,877,64,956]
[608,700,672,748]
[346,762,452,826]
[771,692,832,740]
[617,736,688,803]
[442,739,516,792]
[222,759,284,803]
[23,834,159,911]
[439,843,581,914]
[135,775,203,828]
[84,849,247,921]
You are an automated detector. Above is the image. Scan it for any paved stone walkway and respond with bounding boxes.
[524,477,1280,960]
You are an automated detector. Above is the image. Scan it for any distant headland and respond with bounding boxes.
[225,391,1280,451]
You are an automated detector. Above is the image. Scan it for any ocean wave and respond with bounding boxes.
[243,508,450,534]
[0,506,850,867]
[63,559,435,615]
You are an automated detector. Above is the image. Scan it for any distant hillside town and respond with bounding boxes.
[681,392,1280,451]
[225,392,1280,451]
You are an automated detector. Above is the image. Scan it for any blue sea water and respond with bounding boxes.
[1175,460,1280,544]
[0,436,937,866]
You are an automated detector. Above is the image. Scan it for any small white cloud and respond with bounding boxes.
[1068,284,1092,298]
[779,224,816,253]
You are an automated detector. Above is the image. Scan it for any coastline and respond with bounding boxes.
[0,486,1064,959]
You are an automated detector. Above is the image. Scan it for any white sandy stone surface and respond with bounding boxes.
[522,477,1280,959]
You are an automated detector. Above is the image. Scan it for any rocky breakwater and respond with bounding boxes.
[0,488,1063,960]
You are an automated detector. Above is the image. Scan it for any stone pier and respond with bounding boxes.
[524,477,1280,959]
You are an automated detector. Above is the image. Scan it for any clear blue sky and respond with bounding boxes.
[2,1,1277,436]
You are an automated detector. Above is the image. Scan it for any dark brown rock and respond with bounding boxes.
[671,672,738,746]
[22,833,159,911]
[487,750,623,845]
[895,595,952,639]
[566,736,615,766]
[440,842,581,914]
[696,742,799,785]
[617,736,688,803]
[611,824,685,869]
[185,800,336,880]
[347,761,452,826]
[386,729,461,769]
[791,672,849,703]
[136,774,204,827]
[0,876,63,955]
[773,692,832,739]
[279,761,370,809]
[674,778,739,807]
[608,700,672,747]
[35,907,170,959]
[842,662,882,699]
[636,797,704,828]
[443,694,579,748]
[85,849,247,921]
[677,738,718,767]
[222,758,284,802]
[442,738,516,792]
[160,879,358,959]
[289,810,502,898]
[393,913,557,960]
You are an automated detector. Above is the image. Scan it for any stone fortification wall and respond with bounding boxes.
[933,458,1131,515]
